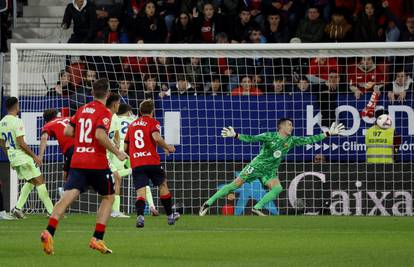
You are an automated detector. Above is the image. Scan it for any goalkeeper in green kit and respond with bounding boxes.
[199,118,345,216]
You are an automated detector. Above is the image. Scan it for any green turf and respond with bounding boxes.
[0,215,413,267]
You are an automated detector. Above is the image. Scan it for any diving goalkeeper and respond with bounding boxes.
[199,118,344,216]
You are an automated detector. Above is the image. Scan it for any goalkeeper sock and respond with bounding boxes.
[36,184,54,214]
[15,182,34,210]
[145,186,155,208]
[206,182,239,206]
[254,184,283,210]
[160,193,173,216]
[93,223,106,240]
[135,197,146,216]
[46,217,59,236]
[118,168,131,177]
[112,195,120,212]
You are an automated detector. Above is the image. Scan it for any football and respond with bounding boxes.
[376,114,393,129]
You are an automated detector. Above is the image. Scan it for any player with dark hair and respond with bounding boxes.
[39,109,75,198]
[124,100,178,228]
[199,119,345,216]
[41,79,128,255]
[0,97,54,219]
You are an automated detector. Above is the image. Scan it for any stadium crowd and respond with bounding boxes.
[34,0,414,118]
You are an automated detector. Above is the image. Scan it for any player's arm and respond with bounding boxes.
[0,139,8,159]
[293,122,345,146]
[39,132,49,159]
[151,131,175,154]
[221,126,270,143]
[96,128,127,160]
[114,129,120,149]
[16,136,42,166]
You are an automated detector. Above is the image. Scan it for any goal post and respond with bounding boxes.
[9,42,414,216]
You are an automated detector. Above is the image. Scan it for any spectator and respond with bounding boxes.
[245,0,265,29]
[294,77,311,92]
[122,53,154,78]
[382,1,402,42]
[270,77,290,94]
[184,57,210,92]
[317,71,340,127]
[324,9,352,42]
[0,0,10,53]
[246,26,266,43]
[213,32,238,92]
[229,6,259,43]
[308,0,331,22]
[61,0,97,43]
[307,57,339,85]
[215,0,239,17]
[69,68,97,115]
[155,0,179,38]
[115,78,134,99]
[205,76,224,96]
[313,154,327,163]
[152,57,175,91]
[46,70,73,97]
[295,7,325,43]
[263,0,296,30]
[92,0,122,31]
[348,57,386,99]
[263,9,289,43]
[170,75,196,95]
[400,16,414,41]
[135,1,167,43]
[387,70,413,103]
[122,0,146,40]
[353,2,384,42]
[231,76,263,96]
[170,12,195,43]
[96,13,129,43]
[192,1,225,43]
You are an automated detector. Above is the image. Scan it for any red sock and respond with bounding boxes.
[46,217,59,236]
[93,223,106,240]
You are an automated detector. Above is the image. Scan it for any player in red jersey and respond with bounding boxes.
[41,79,128,255]
[39,109,75,197]
[124,100,177,228]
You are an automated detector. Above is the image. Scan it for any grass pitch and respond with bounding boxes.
[0,215,413,267]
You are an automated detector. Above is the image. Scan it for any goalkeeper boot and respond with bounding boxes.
[252,208,268,216]
[199,202,210,216]
[11,207,25,219]
[89,237,113,254]
[136,215,144,228]
[40,230,54,255]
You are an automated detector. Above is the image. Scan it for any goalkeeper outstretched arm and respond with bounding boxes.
[221,122,345,144]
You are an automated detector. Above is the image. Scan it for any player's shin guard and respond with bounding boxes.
[15,182,34,210]
[93,223,106,240]
[46,217,59,236]
[36,184,54,214]
[254,184,283,210]
[135,197,146,216]
[206,182,239,206]
[112,195,120,212]
[160,193,173,216]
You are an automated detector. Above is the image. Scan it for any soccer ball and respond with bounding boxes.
[376,114,392,129]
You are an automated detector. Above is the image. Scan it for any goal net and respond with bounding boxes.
[8,43,414,216]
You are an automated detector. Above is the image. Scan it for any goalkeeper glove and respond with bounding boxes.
[326,122,345,136]
[221,126,237,138]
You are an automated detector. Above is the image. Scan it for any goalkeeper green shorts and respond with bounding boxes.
[107,153,128,173]
[239,164,278,186]
[13,161,42,181]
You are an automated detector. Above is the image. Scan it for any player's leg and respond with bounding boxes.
[89,169,115,254]
[132,166,149,228]
[12,164,35,219]
[252,177,283,216]
[150,166,178,225]
[110,157,130,218]
[59,146,73,199]
[198,165,251,216]
[0,182,14,220]
[111,170,122,216]
[145,186,159,216]
[31,173,54,215]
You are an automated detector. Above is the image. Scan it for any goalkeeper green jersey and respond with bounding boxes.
[239,132,326,173]
[0,115,33,167]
